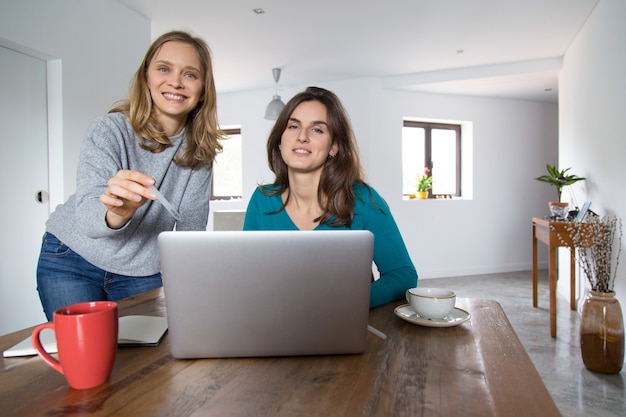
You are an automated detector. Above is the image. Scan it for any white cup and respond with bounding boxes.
[405,287,456,319]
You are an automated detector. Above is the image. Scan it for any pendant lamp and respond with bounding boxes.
[264,68,285,120]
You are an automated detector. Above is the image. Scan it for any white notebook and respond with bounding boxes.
[2,315,168,358]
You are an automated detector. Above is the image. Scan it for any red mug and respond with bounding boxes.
[31,301,118,389]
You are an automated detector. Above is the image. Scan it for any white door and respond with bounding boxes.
[0,45,49,334]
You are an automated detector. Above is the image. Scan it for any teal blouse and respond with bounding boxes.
[243,183,418,308]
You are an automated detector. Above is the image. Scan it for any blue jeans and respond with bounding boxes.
[36,232,162,321]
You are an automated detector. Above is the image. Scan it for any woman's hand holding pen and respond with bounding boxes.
[100,170,155,229]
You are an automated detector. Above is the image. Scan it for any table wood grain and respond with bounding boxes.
[0,289,560,417]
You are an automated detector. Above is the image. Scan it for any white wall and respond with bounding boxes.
[377,89,558,278]
[217,78,558,279]
[0,0,150,204]
[559,0,626,310]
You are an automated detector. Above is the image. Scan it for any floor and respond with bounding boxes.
[423,270,624,417]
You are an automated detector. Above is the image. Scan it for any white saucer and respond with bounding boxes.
[393,304,471,327]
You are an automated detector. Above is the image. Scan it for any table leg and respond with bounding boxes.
[532,226,538,307]
[549,245,557,337]
[570,250,576,310]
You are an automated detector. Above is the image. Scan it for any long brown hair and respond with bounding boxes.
[262,86,367,226]
[110,30,224,169]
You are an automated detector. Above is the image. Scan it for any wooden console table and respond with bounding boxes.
[532,217,581,337]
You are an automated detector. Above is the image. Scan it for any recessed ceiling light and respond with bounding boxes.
[252,8,265,14]
[545,88,553,92]
[456,49,464,54]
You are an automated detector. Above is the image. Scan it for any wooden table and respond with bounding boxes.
[532,217,579,337]
[0,289,560,417]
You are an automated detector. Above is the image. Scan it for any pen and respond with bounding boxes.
[148,185,181,221]
[367,324,387,340]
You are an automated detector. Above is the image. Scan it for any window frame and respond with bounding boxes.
[403,120,462,198]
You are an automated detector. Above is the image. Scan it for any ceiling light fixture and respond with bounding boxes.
[264,68,285,120]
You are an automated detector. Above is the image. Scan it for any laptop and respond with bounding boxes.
[157,230,374,359]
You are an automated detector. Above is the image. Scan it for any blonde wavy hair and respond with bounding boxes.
[110,30,224,169]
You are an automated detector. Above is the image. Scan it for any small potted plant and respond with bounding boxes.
[416,167,433,199]
[534,164,585,219]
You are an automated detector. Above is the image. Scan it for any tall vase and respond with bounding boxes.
[579,290,624,374]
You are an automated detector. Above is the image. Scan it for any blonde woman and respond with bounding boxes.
[37,31,223,320]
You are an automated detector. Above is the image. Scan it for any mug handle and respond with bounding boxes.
[405,290,410,303]
[31,322,64,375]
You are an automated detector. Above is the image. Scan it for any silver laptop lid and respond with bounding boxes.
[158,230,373,358]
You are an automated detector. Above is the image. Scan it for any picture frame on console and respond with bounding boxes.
[576,201,592,222]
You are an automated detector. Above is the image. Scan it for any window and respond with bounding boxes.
[211,127,242,200]
[402,120,461,198]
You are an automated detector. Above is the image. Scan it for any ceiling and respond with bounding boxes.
[117,0,599,103]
